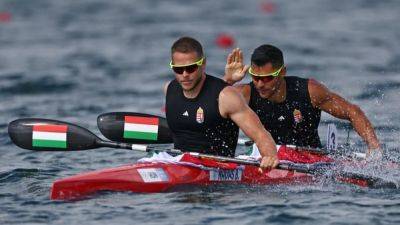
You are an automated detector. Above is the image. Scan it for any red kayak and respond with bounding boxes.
[8,118,397,200]
[51,146,334,200]
[51,160,318,200]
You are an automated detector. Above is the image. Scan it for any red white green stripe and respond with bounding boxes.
[123,116,159,140]
[32,125,67,149]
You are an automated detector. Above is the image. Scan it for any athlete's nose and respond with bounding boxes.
[254,79,264,88]
[182,70,191,78]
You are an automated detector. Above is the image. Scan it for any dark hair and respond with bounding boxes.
[171,37,204,58]
[251,44,284,69]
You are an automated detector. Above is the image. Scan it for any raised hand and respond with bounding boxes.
[224,48,250,85]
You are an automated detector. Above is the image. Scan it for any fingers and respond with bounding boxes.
[227,52,234,64]
[241,65,250,75]
[258,155,279,173]
[238,49,243,63]
[227,48,238,64]
[232,48,238,62]
[233,48,242,62]
[272,158,279,168]
[227,48,245,65]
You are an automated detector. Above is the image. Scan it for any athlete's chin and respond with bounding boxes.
[257,89,273,98]
[180,82,195,91]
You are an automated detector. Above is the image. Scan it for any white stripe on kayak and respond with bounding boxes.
[124,123,158,133]
[32,131,66,141]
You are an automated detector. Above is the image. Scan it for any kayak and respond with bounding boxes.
[51,159,317,200]
[50,145,333,200]
[7,117,398,200]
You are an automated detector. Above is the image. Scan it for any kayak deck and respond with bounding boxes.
[50,162,314,200]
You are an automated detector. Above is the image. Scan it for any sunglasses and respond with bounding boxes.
[249,65,284,82]
[170,57,204,74]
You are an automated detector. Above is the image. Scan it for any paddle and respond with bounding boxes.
[97,112,173,144]
[8,118,314,168]
[8,118,398,189]
[8,118,179,153]
[239,138,367,159]
[97,112,334,156]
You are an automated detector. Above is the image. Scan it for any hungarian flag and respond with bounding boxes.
[123,116,159,141]
[32,124,67,149]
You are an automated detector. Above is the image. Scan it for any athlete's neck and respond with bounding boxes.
[268,78,286,103]
[183,74,207,99]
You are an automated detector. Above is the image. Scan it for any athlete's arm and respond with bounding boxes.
[226,84,251,104]
[308,79,381,155]
[219,86,279,170]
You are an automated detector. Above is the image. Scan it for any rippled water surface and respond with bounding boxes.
[1,0,400,224]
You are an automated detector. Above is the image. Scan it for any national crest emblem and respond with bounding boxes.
[293,109,303,124]
[196,107,204,123]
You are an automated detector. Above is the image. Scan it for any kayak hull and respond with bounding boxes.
[50,162,313,200]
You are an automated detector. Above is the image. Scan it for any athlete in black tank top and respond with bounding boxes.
[223,45,381,157]
[249,76,321,147]
[166,37,279,169]
[166,75,239,156]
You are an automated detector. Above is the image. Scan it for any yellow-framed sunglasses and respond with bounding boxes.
[169,57,205,74]
[248,65,284,82]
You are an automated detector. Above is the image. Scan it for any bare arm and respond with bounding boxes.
[219,86,278,169]
[230,84,251,104]
[309,79,380,153]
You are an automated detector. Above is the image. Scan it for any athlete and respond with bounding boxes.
[165,37,279,170]
[224,45,381,156]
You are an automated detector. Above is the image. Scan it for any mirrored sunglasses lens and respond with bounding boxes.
[172,64,198,74]
[252,75,274,82]
[185,64,198,73]
[172,66,184,74]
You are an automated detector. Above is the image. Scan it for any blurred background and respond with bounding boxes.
[0,0,399,224]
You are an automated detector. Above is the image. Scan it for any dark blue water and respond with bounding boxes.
[1,0,400,224]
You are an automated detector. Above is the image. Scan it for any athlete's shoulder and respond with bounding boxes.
[219,85,247,118]
[165,79,178,91]
[219,85,245,104]
[236,83,250,92]
[206,74,226,84]
[220,85,239,95]
[307,78,332,107]
[164,80,172,95]
[285,76,308,83]
[307,78,328,92]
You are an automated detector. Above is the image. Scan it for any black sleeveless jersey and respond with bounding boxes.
[166,75,239,157]
[249,76,322,148]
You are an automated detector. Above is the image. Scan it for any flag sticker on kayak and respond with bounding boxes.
[123,116,159,141]
[137,168,169,183]
[32,124,67,149]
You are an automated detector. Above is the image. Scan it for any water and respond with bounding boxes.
[1,0,400,224]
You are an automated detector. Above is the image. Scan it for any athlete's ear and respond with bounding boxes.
[281,66,287,76]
